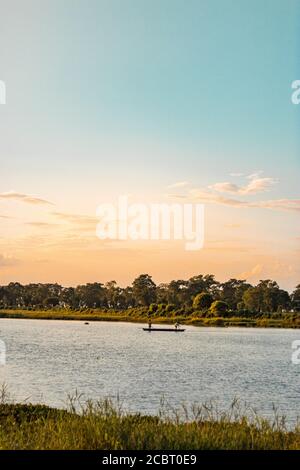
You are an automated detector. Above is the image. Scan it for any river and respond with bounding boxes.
[0,319,299,423]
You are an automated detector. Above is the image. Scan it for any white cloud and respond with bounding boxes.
[238,264,263,280]
[166,172,299,213]
[168,188,300,213]
[209,175,277,195]
[209,182,240,193]
[243,177,276,194]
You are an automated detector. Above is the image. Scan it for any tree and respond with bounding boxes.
[209,300,228,316]
[75,283,104,308]
[187,275,219,302]
[105,281,124,309]
[291,285,300,311]
[164,280,188,306]
[61,287,78,309]
[243,287,261,313]
[122,286,135,308]
[220,279,252,310]
[242,280,290,313]
[0,275,292,314]
[43,297,59,308]
[193,292,213,310]
[132,274,157,306]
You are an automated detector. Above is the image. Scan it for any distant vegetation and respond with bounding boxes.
[1,275,299,320]
[0,398,300,450]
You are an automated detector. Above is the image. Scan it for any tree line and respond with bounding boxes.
[0,275,299,315]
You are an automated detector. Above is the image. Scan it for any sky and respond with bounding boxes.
[0,0,299,290]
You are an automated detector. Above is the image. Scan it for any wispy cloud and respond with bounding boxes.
[50,212,98,233]
[238,264,263,279]
[251,199,300,211]
[0,191,53,205]
[238,260,297,282]
[25,222,58,228]
[168,188,300,212]
[167,172,299,213]
[167,181,190,189]
[189,189,247,206]
[209,174,277,195]
[51,212,97,226]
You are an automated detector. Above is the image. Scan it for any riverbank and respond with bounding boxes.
[0,309,300,328]
[0,401,299,450]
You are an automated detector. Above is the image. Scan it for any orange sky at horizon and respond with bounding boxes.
[0,186,299,292]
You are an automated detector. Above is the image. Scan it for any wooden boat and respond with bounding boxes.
[143,327,185,332]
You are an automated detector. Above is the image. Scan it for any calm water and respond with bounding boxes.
[0,319,300,422]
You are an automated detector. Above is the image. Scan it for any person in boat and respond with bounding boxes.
[175,322,180,330]
[148,318,152,329]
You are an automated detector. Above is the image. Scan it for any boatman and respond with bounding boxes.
[148,318,152,330]
[175,322,180,330]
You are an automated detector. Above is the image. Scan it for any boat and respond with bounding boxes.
[143,327,185,332]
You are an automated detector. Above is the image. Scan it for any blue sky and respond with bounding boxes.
[0,0,299,288]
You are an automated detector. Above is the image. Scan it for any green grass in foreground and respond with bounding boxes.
[1,308,300,328]
[0,399,299,450]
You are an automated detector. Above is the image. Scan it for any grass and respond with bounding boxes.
[0,395,299,450]
[1,308,300,329]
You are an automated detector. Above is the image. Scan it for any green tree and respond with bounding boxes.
[61,287,78,309]
[132,274,157,306]
[193,292,213,310]
[242,287,262,313]
[291,284,300,311]
[220,279,252,310]
[243,280,290,313]
[165,280,188,306]
[105,281,124,309]
[75,283,104,308]
[187,275,219,302]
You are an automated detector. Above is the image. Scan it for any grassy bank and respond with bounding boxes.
[1,308,300,329]
[0,400,299,450]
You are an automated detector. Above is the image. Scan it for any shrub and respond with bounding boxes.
[193,310,208,318]
[1,401,300,450]
[209,300,229,316]
[165,304,176,313]
[157,303,167,311]
[149,303,158,313]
